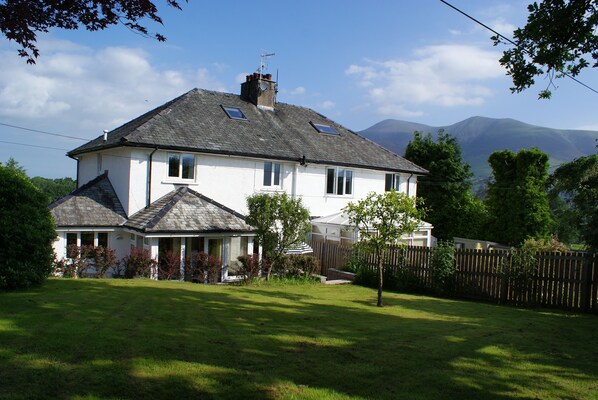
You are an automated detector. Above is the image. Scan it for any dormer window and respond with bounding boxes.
[311,122,338,135]
[222,105,247,120]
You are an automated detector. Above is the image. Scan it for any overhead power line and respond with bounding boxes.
[0,139,69,151]
[439,0,598,96]
[0,122,89,141]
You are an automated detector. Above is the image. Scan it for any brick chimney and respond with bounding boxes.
[240,72,277,110]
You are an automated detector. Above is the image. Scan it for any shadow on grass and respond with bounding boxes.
[0,279,597,399]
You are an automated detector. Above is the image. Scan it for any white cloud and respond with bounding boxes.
[346,44,504,116]
[320,100,335,109]
[235,72,249,84]
[0,40,225,136]
[291,86,306,95]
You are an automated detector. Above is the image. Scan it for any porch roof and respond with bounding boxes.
[312,212,433,230]
[49,173,127,227]
[125,187,254,233]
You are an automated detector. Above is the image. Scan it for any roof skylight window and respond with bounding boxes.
[222,105,247,120]
[311,122,338,135]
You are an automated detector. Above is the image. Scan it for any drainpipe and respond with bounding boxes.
[292,163,299,198]
[147,147,159,208]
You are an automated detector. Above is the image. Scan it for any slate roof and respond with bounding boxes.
[49,173,127,227]
[68,88,427,174]
[125,186,254,233]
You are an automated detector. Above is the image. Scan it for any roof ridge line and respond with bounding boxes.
[49,172,109,209]
[144,186,188,229]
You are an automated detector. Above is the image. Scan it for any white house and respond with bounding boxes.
[50,72,430,278]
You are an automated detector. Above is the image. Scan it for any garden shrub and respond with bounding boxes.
[121,247,156,278]
[93,246,117,278]
[187,252,221,283]
[353,263,377,288]
[522,236,568,253]
[284,254,321,277]
[429,241,456,295]
[385,266,423,293]
[0,165,56,289]
[500,248,537,300]
[65,245,95,278]
[237,254,261,282]
[158,250,181,280]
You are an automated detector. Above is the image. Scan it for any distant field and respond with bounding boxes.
[1,279,597,399]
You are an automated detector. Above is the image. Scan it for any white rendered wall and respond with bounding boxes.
[80,148,420,219]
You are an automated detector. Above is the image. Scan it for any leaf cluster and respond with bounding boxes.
[494,0,598,98]
[245,193,311,276]
[0,164,56,289]
[404,130,485,240]
[344,190,425,255]
[0,0,185,63]
[548,154,598,251]
[486,148,553,246]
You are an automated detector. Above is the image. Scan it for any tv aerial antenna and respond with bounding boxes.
[259,52,275,76]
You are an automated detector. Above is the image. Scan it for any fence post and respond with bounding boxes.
[579,253,594,313]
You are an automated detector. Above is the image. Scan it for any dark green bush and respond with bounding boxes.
[286,254,320,277]
[429,241,456,295]
[0,166,56,289]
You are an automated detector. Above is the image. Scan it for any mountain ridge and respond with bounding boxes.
[359,116,598,179]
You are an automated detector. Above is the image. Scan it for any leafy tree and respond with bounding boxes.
[1,158,76,202]
[0,164,56,289]
[30,176,76,202]
[548,154,598,251]
[404,130,486,240]
[245,193,311,279]
[485,148,553,246]
[548,193,581,244]
[1,157,27,177]
[0,0,184,63]
[493,0,598,98]
[344,190,425,307]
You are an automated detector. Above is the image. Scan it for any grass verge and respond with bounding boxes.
[1,278,597,399]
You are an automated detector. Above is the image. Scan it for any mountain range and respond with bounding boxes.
[359,116,598,181]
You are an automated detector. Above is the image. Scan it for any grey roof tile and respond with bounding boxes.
[69,89,427,174]
[125,187,254,233]
[49,173,127,227]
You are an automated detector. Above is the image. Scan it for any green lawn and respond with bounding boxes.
[1,279,597,400]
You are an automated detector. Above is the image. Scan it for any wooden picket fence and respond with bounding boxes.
[308,240,598,313]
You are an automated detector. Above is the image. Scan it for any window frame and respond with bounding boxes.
[326,167,353,196]
[167,152,196,180]
[385,173,402,192]
[65,231,110,256]
[222,105,248,121]
[263,161,282,188]
[310,121,339,135]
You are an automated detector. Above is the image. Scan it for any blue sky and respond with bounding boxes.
[1,0,597,178]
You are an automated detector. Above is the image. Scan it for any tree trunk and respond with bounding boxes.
[377,249,383,307]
